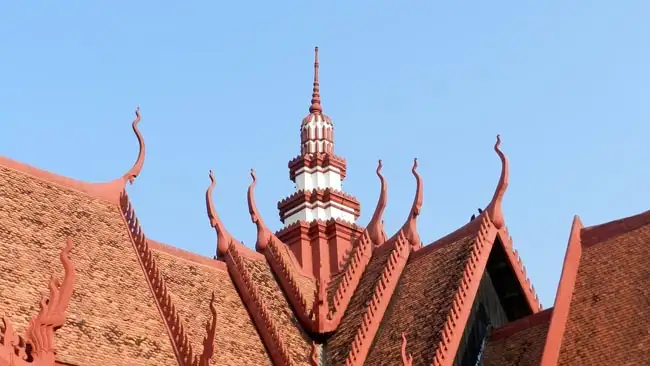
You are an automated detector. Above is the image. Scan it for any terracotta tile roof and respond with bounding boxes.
[149,241,272,365]
[556,211,650,365]
[363,232,476,365]
[326,238,395,365]
[0,165,177,365]
[240,256,313,365]
[483,308,552,366]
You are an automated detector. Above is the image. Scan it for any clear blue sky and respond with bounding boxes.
[1,1,648,307]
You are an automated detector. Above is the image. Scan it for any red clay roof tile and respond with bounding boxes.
[150,243,272,365]
[0,165,177,365]
[556,211,650,365]
[483,308,552,366]
[364,233,477,365]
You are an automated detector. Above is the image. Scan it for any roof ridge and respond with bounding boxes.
[326,230,375,330]
[344,230,412,366]
[147,239,228,271]
[489,307,553,341]
[539,216,583,366]
[498,227,543,312]
[0,107,146,205]
[581,209,650,247]
[120,192,217,365]
[224,243,296,366]
[431,214,497,366]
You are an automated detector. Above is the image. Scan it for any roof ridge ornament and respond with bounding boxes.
[248,169,273,251]
[309,46,322,114]
[121,106,146,185]
[206,170,234,258]
[367,159,388,245]
[401,158,423,248]
[0,238,77,366]
[485,135,508,230]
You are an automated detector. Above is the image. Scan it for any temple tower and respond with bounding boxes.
[277,47,363,282]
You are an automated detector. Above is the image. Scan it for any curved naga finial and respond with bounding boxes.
[401,332,413,366]
[122,106,146,185]
[196,292,217,366]
[23,238,77,364]
[248,169,272,251]
[402,158,423,247]
[367,159,388,245]
[485,135,508,230]
[206,170,233,258]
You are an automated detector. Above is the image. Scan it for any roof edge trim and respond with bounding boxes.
[325,230,375,330]
[539,215,583,366]
[344,230,412,366]
[120,191,217,365]
[224,242,294,365]
[497,228,543,313]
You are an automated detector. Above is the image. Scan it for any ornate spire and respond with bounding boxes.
[309,46,322,114]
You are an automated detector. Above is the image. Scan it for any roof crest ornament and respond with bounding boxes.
[366,160,388,246]
[0,238,77,366]
[206,170,234,258]
[121,107,146,185]
[485,135,508,230]
[309,46,322,114]
[247,169,273,252]
[400,158,423,248]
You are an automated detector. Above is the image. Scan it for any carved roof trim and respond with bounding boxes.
[120,191,216,366]
[0,238,76,366]
[430,214,497,366]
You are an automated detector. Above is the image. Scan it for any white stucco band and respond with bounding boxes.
[294,169,342,191]
[283,201,356,226]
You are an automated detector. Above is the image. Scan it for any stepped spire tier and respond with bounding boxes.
[277,47,363,281]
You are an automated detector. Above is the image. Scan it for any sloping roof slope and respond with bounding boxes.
[364,232,477,365]
[149,241,272,365]
[556,210,650,365]
[0,164,177,365]
[483,308,552,366]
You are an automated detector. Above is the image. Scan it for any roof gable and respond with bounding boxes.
[557,211,650,365]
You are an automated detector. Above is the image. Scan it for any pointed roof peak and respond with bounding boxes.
[309,46,322,114]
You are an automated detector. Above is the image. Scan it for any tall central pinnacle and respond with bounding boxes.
[309,46,322,114]
[276,47,364,280]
